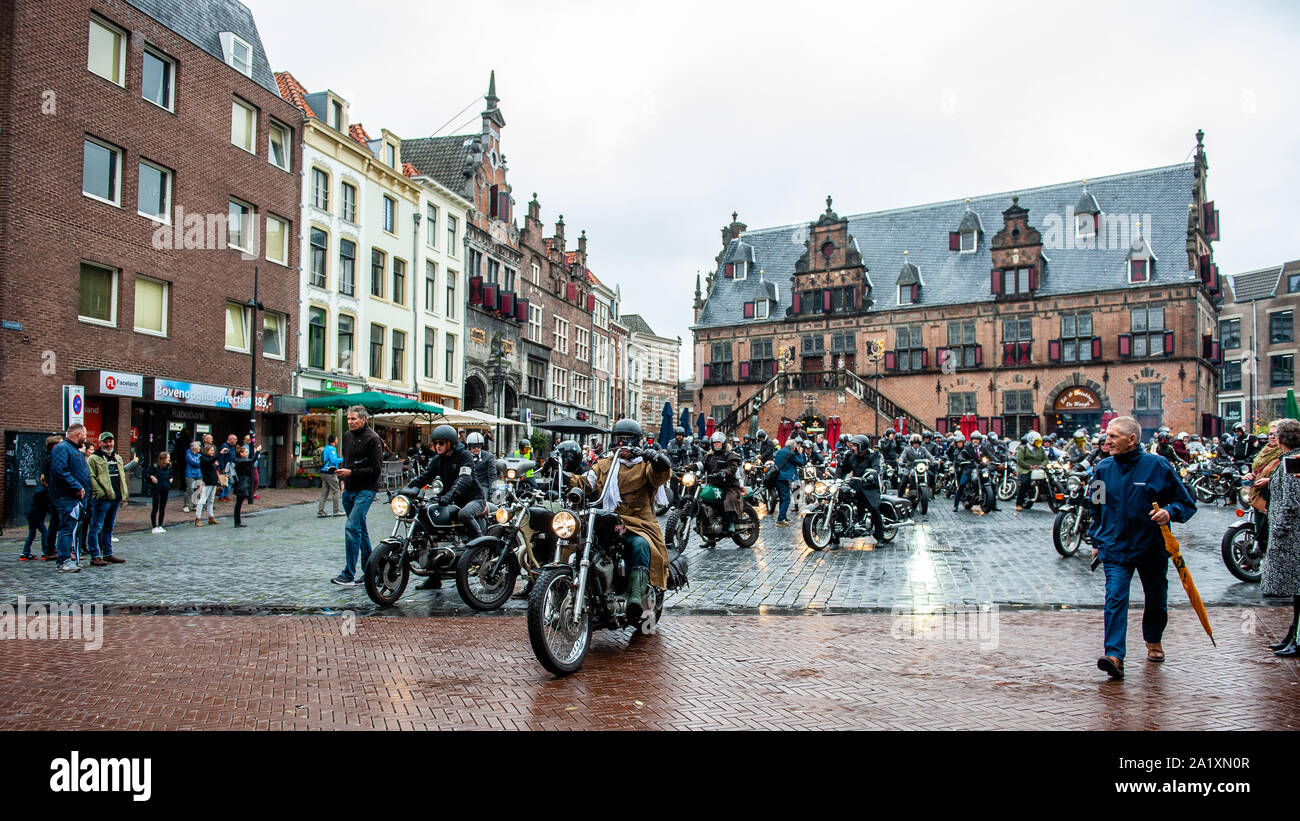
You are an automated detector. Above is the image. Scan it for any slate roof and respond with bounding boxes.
[695,163,1198,330]
[128,0,280,96]
[620,313,657,337]
[1227,265,1282,303]
[402,135,475,193]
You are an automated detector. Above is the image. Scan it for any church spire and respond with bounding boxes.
[482,70,505,128]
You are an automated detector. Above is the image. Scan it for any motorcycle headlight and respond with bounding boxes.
[814,481,828,495]
[682,472,696,487]
[506,469,517,480]
[803,483,814,495]
[916,463,926,474]
[495,506,511,524]
[390,495,411,518]
[552,510,578,540]
[1066,476,1082,493]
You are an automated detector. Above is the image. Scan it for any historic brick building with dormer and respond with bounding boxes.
[692,133,1226,443]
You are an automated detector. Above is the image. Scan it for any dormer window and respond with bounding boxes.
[219,32,253,77]
[898,285,914,305]
[960,230,976,252]
[1076,212,1097,241]
[385,143,396,168]
[734,261,748,280]
[1126,226,1156,284]
[1129,259,1149,283]
[950,204,984,252]
[755,299,769,319]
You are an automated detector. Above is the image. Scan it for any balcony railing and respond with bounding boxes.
[718,369,926,436]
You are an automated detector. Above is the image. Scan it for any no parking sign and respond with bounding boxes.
[63,385,84,428]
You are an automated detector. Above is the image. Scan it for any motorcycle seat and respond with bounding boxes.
[881,494,907,506]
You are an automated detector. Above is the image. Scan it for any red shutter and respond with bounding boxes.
[489,185,499,217]
[848,287,857,308]
[1211,340,1222,365]
[1163,330,1175,356]
[1030,416,1041,432]
[949,232,960,251]
[824,290,832,311]
[936,346,948,370]
[991,269,1003,295]
[516,297,529,323]
[1203,202,1219,240]
[990,417,1003,436]
[469,275,484,305]
[1201,334,1213,359]
[884,350,896,371]
[725,263,734,278]
[792,293,801,314]
[921,348,929,369]
[936,418,948,435]
[1091,337,1102,360]
[1019,342,1031,364]
[1209,263,1220,293]
[910,284,919,303]
[1198,254,1211,284]
[739,361,750,380]
[1048,339,1061,362]
[500,291,515,317]
[1002,342,1016,367]
[1028,266,1038,291]
[702,364,711,381]
[566,282,577,302]
[499,191,511,222]
[974,345,983,366]
[483,283,498,312]
[1118,334,1132,357]
[1130,260,1147,282]
[743,302,754,319]
[587,293,595,312]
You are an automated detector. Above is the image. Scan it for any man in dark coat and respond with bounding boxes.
[332,406,385,586]
[703,431,744,533]
[839,435,885,543]
[48,424,91,572]
[756,429,775,463]
[1089,416,1197,679]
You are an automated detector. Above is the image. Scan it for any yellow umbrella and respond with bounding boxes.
[1153,503,1215,647]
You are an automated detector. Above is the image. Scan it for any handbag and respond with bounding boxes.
[217,473,230,488]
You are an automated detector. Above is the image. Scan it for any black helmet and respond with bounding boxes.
[611,418,643,446]
[555,440,583,471]
[431,424,458,444]
[756,429,767,440]
[674,426,685,437]
[851,434,871,450]
[839,433,850,443]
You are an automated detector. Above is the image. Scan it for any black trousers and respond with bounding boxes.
[150,490,169,528]
[234,494,249,525]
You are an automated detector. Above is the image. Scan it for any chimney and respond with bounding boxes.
[577,229,587,260]
[554,214,565,253]
[527,192,540,225]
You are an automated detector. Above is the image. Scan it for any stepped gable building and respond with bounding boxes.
[692,133,1225,442]
[1220,260,1299,430]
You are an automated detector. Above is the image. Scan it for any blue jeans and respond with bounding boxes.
[341,489,375,579]
[620,532,651,571]
[22,519,47,557]
[776,480,792,521]
[1102,553,1169,661]
[52,496,82,563]
[87,498,120,558]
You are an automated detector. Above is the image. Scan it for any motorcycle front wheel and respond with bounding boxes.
[918,486,930,516]
[1053,507,1083,557]
[1220,523,1263,583]
[663,509,691,551]
[802,507,834,551]
[998,476,1017,502]
[455,539,520,611]
[731,504,761,548]
[1192,477,1216,504]
[364,538,409,606]
[527,568,590,676]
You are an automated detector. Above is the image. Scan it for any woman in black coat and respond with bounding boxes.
[231,445,260,527]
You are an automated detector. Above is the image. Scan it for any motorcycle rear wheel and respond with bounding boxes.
[1192,478,1216,504]
[1220,523,1263,583]
[527,568,590,676]
[731,504,761,548]
[364,538,409,606]
[455,539,520,612]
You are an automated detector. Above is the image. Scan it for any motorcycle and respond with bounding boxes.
[955,459,996,511]
[1018,463,1064,512]
[992,460,1018,502]
[1221,504,1267,583]
[1052,461,1094,557]
[800,472,914,551]
[455,484,563,611]
[935,460,958,499]
[364,479,491,606]
[899,459,933,516]
[664,461,762,550]
[526,485,689,676]
[1183,459,1245,506]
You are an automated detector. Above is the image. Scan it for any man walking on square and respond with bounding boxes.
[1089,416,1196,680]
[332,406,383,586]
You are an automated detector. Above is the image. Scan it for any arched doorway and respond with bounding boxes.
[465,376,488,412]
[1048,386,1103,436]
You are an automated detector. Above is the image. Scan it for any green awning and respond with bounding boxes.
[302,391,444,415]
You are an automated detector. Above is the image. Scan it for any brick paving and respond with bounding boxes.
[0,495,1269,614]
[0,609,1295,730]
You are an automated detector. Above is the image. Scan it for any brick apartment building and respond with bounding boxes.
[0,0,302,523]
[692,133,1225,444]
[1220,260,1299,430]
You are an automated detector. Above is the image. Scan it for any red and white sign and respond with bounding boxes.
[99,370,144,397]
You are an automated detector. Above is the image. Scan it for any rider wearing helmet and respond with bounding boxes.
[1066,429,1091,465]
[703,431,744,533]
[464,431,497,498]
[899,433,931,515]
[565,418,671,626]
[1171,432,1192,463]
[666,426,692,468]
[756,429,775,463]
[951,431,984,513]
[1153,430,1183,466]
[840,434,885,542]
[408,425,485,586]
[1014,430,1049,510]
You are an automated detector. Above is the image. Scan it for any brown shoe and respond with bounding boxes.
[1097,655,1124,680]
[106,555,126,564]
[90,557,108,567]
[194,520,204,527]
[208,517,221,525]
[1145,642,1165,662]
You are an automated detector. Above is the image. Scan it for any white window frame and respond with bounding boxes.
[136,159,171,223]
[1076,213,1096,242]
[960,230,976,252]
[554,316,569,354]
[576,327,590,362]
[340,182,356,223]
[225,300,252,353]
[262,310,286,360]
[424,261,438,315]
[1129,258,1150,284]
[311,168,330,212]
[898,285,913,306]
[528,304,542,343]
[219,31,253,77]
[231,98,257,155]
[268,120,291,171]
[446,272,457,319]
[551,366,569,403]
[141,46,175,111]
[82,137,122,207]
[87,16,126,87]
[385,143,397,168]
[132,275,168,337]
[265,214,289,266]
[531,262,541,285]
[425,204,438,248]
[78,262,118,327]
[573,373,589,408]
[383,195,396,235]
[228,198,254,253]
[734,260,748,280]
[447,217,458,257]
[755,300,770,319]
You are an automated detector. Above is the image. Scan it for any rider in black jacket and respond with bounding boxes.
[839,435,885,543]
[756,429,775,463]
[407,425,484,533]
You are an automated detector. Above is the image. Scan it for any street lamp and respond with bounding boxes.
[864,338,885,438]
[246,265,264,460]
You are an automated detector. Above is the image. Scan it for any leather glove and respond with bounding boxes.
[436,494,452,506]
[650,451,671,473]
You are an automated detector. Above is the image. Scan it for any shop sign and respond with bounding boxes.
[1053,387,1101,412]
[99,370,143,397]
[153,379,271,411]
[320,379,349,393]
[470,328,487,345]
[375,388,417,399]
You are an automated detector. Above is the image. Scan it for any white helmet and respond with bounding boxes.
[970,430,984,440]
[710,431,726,446]
[953,432,966,442]
[466,431,485,447]
[1074,429,1087,440]
[1177,431,1188,440]
[1027,431,1043,443]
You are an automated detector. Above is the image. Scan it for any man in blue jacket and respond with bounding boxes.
[182,441,202,513]
[771,437,806,526]
[48,423,92,573]
[1089,416,1196,680]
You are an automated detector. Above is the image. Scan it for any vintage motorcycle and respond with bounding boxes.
[527,486,689,676]
[454,484,564,611]
[899,458,934,516]
[1183,459,1246,507]
[800,472,914,551]
[664,461,762,549]
[364,479,492,606]
[992,460,1018,502]
[1221,504,1267,583]
[1018,462,1065,512]
[1052,460,1094,557]
[955,458,996,511]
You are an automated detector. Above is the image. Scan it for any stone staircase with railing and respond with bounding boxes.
[717,369,927,435]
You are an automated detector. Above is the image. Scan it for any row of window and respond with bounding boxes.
[1219,312,1294,348]
[78,261,286,357]
[304,306,456,385]
[232,98,293,171]
[1220,355,1296,390]
[943,386,1164,417]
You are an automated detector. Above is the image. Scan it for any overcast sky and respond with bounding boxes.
[246,0,1300,375]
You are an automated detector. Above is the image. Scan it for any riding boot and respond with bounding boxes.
[625,567,649,624]
[724,511,737,534]
[1270,597,1300,651]
[417,576,442,590]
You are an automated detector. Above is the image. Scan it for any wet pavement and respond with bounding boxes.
[0,495,1270,615]
[1,609,1294,730]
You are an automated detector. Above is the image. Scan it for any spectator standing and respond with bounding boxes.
[75,440,97,557]
[231,444,259,527]
[217,434,238,502]
[332,405,384,586]
[20,436,62,561]
[1261,418,1300,657]
[48,424,90,572]
[317,433,343,517]
[195,444,220,526]
[86,432,135,565]
[182,441,202,513]
[771,437,807,526]
[148,452,173,533]
[243,434,260,501]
